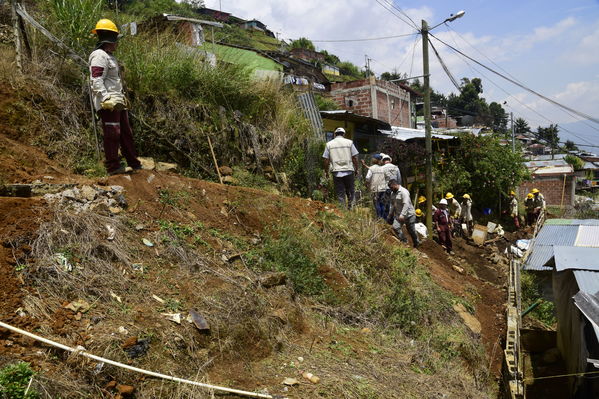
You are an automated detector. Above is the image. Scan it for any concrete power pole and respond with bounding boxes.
[421,20,433,234]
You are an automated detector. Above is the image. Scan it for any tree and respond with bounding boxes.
[514,117,530,135]
[182,0,205,7]
[434,135,529,210]
[381,70,405,81]
[320,50,340,65]
[489,102,508,134]
[565,154,585,170]
[564,140,579,151]
[337,61,364,79]
[290,37,315,51]
[537,124,560,158]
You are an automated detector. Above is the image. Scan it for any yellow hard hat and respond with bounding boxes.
[92,19,119,34]
[527,193,534,199]
[445,192,454,199]
[415,209,423,217]
[462,194,470,199]
[532,188,540,194]
[510,190,516,196]
[418,196,426,204]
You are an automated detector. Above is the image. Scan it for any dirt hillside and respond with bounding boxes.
[0,131,509,399]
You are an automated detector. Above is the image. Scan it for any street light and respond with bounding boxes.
[421,11,465,235]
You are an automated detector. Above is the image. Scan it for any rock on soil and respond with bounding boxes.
[453,303,482,335]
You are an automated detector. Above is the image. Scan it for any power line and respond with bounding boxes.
[312,32,417,43]
[374,0,420,31]
[431,32,590,144]
[428,38,460,91]
[378,0,419,30]
[429,33,599,127]
[433,30,596,145]
[443,24,599,136]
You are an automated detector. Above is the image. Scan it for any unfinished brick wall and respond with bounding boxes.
[519,175,575,206]
[329,78,411,127]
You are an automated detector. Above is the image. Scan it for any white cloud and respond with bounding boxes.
[203,1,599,128]
[502,80,599,125]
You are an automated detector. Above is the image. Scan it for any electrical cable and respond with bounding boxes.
[374,0,420,31]
[443,23,599,136]
[437,27,595,145]
[428,38,460,91]
[429,32,599,126]
[312,32,417,43]
[378,0,419,30]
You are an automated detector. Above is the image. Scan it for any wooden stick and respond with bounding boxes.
[207,134,223,184]
[11,0,22,73]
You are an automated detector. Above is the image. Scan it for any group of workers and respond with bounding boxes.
[323,128,547,253]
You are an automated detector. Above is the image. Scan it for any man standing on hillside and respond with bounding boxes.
[525,193,535,226]
[89,19,142,176]
[387,179,420,248]
[323,127,359,209]
[364,154,387,218]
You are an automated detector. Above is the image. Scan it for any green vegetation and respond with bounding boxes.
[290,37,315,51]
[43,0,104,53]
[433,134,529,210]
[521,271,557,327]
[565,154,585,170]
[0,362,39,399]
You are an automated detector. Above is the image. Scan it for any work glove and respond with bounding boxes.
[101,97,118,111]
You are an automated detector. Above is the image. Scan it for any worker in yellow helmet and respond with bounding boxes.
[445,192,462,220]
[460,193,473,235]
[89,19,142,175]
[416,195,437,218]
[509,191,520,229]
[525,193,536,226]
[531,188,546,220]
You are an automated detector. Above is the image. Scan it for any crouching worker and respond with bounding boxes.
[387,179,420,248]
[90,19,142,175]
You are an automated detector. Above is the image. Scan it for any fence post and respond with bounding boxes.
[11,0,23,73]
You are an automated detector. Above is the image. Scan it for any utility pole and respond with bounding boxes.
[511,112,515,153]
[422,20,433,234]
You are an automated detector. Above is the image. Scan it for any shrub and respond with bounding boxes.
[44,0,105,54]
[0,362,39,399]
[565,154,585,170]
[249,227,325,296]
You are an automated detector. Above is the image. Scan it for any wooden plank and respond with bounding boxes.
[16,4,86,66]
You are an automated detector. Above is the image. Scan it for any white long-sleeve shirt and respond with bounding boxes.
[389,186,416,220]
[89,48,125,111]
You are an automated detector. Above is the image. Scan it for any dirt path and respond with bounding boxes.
[419,238,507,375]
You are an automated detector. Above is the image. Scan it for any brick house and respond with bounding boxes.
[328,76,420,128]
[519,163,576,207]
[289,47,325,63]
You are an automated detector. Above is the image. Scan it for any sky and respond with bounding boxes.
[204,0,599,149]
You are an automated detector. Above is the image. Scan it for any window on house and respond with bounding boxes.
[348,99,354,107]
[391,99,396,109]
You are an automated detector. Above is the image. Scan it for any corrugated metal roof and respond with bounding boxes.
[534,225,579,246]
[379,127,456,141]
[532,165,574,175]
[523,245,554,271]
[574,270,599,296]
[545,219,599,226]
[576,226,599,247]
[554,246,599,271]
[573,291,599,341]
[524,159,569,168]
[583,162,599,170]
